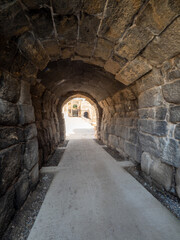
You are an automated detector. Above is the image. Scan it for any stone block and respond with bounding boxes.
[141,152,154,175]
[139,133,160,159]
[175,167,180,198]
[0,99,19,126]
[104,56,126,75]
[18,104,35,125]
[0,127,24,150]
[127,128,138,144]
[159,138,180,167]
[52,0,81,15]
[139,119,167,137]
[99,0,142,41]
[142,17,180,65]
[19,80,32,105]
[138,87,163,109]
[24,138,39,171]
[150,160,173,191]
[108,134,119,149]
[175,124,180,140]
[169,105,180,123]
[15,172,29,209]
[0,72,20,103]
[136,68,163,94]
[124,141,141,162]
[24,123,37,141]
[18,32,49,70]
[162,80,180,104]
[155,107,167,120]
[83,0,105,15]
[115,56,152,86]
[29,163,39,189]
[168,69,180,81]
[94,38,113,61]
[0,144,22,196]
[0,188,15,238]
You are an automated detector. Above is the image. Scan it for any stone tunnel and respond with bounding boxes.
[0,0,180,237]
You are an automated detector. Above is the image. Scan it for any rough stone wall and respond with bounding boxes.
[0,72,39,237]
[138,56,180,196]
[31,81,61,168]
[100,85,140,162]
[100,56,180,198]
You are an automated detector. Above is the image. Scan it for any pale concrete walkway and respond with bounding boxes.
[28,118,180,240]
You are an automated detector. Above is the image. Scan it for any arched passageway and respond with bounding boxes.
[0,0,180,237]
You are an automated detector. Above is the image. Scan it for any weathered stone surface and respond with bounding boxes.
[169,105,180,123]
[83,0,105,15]
[19,80,32,105]
[56,15,77,46]
[75,42,94,58]
[141,152,154,175]
[104,58,123,75]
[150,160,173,191]
[159,138,180,167]
[79,15,100,43]
[18,104,35,125]
[0,72,20,103]
[138,87,163,108]
[0,99,19,126]
[168,69,180,81]
[142,17,180,65]
[94,38,113,61]
[21,0,49,9]
[139,120,167,137]
[24,138,39,171]
[115,56,152,86]
[162,80,180,104]
[0,188,15,238]
[175,124,180,140]
[108,134,118,149]
[100,0,143,41]
[127,128,138,144]
[176,167,180,198]
[0,144,22,196]
[24,124,37,140]
[29,163,39,189]
[0,1,29,39]
[52,0,81,15]
[139,133,160,159]
[116,25,153,61]
[125,141,141,162]
[136,68,163,94]
[18,32,49,70]
[0,127,24,150]
[42,39,61,61]
[15,172,29,209]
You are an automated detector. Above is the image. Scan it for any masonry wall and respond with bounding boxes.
[31,81,62,168]
[100,55,180,198]
[0,72,39,237]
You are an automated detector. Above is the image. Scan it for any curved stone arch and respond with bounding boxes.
[58,91,103,140]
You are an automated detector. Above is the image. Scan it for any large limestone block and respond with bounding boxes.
[15,172,29,209]
[162,80,180,104]
[29,163,39,189]
[104,57,126,75]
[99,0,143,41]
[0,127,24,150]
[0,144,22,196]
[150,160,173,191]
[139,119,167,137]
[0,188,15,238]
[0,72,20,103]
[116,0,180,60]
[23,138,39,171]
[52,0,81,15]
[159,138,180,168]
[94,38,113,61]
[18,32,49,70]
[175,124,180,140]
[0,99,19,126]
[138,87,163,108]
[18,104,35,125]
[169,105,180,123]
[142,17,180,65]
[19,80,32,105]
[83,0,106,15]
[115,56,152,85]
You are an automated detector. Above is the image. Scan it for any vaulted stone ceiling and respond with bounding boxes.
[0,0,180,102]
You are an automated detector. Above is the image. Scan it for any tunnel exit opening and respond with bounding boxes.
[62,97,97,140]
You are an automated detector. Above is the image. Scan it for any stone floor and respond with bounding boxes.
[27,118,180,240]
